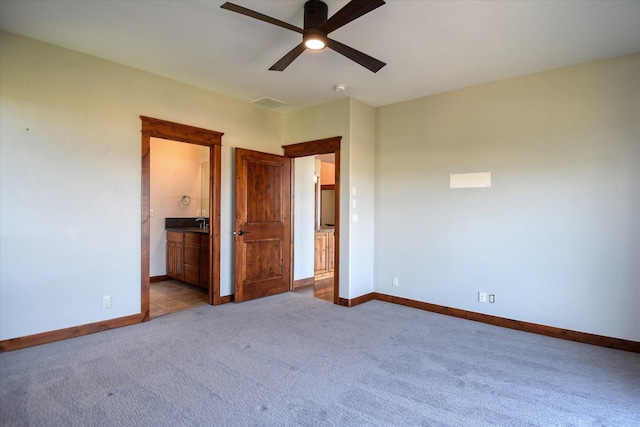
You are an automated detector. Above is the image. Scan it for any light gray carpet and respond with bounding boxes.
[1,292,639,426]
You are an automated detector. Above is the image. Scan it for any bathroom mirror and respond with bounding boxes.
[317,184,335,229]
[315,156,335,230]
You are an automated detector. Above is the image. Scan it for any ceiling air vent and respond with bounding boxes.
[251,97,287,109]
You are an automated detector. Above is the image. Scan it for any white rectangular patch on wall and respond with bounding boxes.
[450,172,491,188]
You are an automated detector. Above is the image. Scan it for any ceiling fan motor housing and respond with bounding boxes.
[303,0,329,49]
[304,0,329,29]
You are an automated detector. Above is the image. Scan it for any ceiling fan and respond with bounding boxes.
[220,0,386,73]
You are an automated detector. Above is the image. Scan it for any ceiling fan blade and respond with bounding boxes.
[221,2,303,34]
[326,38,386,73]
[269,43,307,71]
[319,0,385,35]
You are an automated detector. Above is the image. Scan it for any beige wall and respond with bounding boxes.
[375,53,640,341]
[1,29,637,343]
[347,98,376,298]
[284,98,352,299]
[284,98,377,299]
[0,32,283,340]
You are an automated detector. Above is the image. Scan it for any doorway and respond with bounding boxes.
[283,137,341,305]
[232,137,341,305]
[291,153,335,303]
[140,116,222,321]
[148,137,210,317]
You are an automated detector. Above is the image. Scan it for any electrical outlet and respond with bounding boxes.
[102,296,111,308]
[478,292,487,303]
[392,277,399,287]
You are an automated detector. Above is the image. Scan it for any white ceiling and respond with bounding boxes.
[1,0,639,112]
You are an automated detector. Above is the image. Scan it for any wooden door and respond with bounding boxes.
[234,148,291,302]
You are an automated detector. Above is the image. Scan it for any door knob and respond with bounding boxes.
[237,230,245,236]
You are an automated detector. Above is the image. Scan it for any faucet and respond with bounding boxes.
[196,218,206,229]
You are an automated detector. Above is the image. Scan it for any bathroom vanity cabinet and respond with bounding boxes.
[167,230,209,290]
[314,229,335,280]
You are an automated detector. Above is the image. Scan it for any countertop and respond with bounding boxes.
[166,227,209,234]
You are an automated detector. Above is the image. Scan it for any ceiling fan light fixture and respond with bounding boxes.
[304,32,326,50]
[305,38,326,50]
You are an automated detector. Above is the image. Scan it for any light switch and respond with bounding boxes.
[352,199,357,208]
[352,214,358,223]
[352,187,357,196]
[150,209,154,217]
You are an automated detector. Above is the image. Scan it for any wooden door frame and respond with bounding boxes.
[283,137,341,305]
[140,116,223,321]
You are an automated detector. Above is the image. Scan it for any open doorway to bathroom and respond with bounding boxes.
[140,116,222,322]
[149,138,210,318]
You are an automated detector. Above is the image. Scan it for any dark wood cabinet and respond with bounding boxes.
[167,230,209,290]
[200,237,210,289]
[183,233,201,287]
[166,231,184,281]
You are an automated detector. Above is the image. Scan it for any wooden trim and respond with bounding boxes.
[141,127,151,321]
[333,149,340,305]
[210,144,222,305]
[372,293,640,353]
[0,314,143,352]
[150,275,170,283]
[338,292,375,307]
[140,116,223,146]
[320,184,335,191]
[334,292,640,353]
[4,290,632,353]
[219,295,234,304]
[282,136,341,157]
[293,277,315,290]
[282,137,341,305]
[289,159,296,291]
[141,116,223,311]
